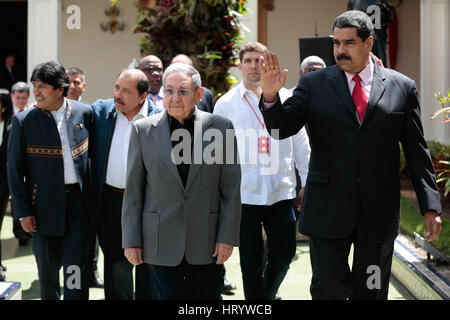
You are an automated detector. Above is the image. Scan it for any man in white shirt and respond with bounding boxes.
[65,66,103,289]
[91,69,161,299]
[214,42,311,300]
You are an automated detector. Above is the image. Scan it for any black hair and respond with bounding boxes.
[0,89,13,122]
[333,10,374,41]
[136,72,149,96]
[66,67,86,83]
[30,61,69,97]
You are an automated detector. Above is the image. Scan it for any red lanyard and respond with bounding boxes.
[244,94,265,130]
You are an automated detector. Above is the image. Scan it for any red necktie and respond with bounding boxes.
[352,75,368,122]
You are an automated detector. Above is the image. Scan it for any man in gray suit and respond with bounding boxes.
[122,63,241,300]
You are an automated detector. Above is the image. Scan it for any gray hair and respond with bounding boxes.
[300,56,326,73]
[11,81,30,94]
[162,63,202,90]
[66,67,86,83]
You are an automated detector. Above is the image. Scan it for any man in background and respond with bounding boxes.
[66,67,87,103]
[0,55,16,91]
[170,54,215,113]
[9,81,32,246]
[137,55,164,110]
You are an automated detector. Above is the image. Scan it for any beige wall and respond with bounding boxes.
[392,0,420,91]
[266,0,421,90]
[267,0,348,88]
[61,0,142,103]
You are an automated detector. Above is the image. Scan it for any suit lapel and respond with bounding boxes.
[331,65,359,124]
[105,106,118,161]
[151,111,185,190]
[361,61,386,125]
[185,108,212,192]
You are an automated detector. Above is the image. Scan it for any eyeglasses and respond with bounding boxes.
[141,66,163,74]
[163,88,192,98]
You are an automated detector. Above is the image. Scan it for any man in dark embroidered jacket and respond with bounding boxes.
[7,61,94,300]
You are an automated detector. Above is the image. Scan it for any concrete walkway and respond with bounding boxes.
[0,213,409,300]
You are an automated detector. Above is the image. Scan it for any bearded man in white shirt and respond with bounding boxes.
[214,42,311,300]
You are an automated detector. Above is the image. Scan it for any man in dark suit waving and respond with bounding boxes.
[259,10,442,300]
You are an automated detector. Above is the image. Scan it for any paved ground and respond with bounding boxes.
[0,213,409,300]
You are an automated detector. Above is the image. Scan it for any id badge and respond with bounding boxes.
[258,136,270,154]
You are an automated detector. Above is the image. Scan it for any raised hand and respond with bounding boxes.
[258,52,288,103]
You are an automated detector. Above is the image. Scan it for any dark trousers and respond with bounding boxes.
[239,199,297,300]
[149,257,224,300]
[98,187,133,300]
[87,233,100,277]
[32,185,89,300]
[309,216,395,300]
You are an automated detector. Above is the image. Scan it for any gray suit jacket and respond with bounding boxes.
[122,108,241,266]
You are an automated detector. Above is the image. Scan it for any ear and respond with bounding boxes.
[196,87,204,102]
[139,92,148,104]
[238,63,242,72]
[366,35,374,52]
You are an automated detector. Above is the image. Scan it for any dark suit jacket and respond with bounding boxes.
[0,119,11,191]
[260,59,441,243]
[90,99,162,211]
[196,87,214,113]
[7,100,93,236]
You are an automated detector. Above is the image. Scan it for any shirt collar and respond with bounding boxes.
[13,105,21,115]
[345,57,373,86]
[50,98,67,118]
[238,80,258,100]
[168,109,196,130]
[118,99,149,121]
[149,87,164,99]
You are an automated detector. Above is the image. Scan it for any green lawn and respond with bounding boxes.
[400,196,450,257]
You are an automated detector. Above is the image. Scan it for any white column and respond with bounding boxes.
[229,0,258,83]
[27,0,61,82]
[420,0,450,144]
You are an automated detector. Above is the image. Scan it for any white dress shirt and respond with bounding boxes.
[13,105,21,115]
[214,81,310,206]
[50,99,78,184]
[345,58,374,99]
[106,100,149,189]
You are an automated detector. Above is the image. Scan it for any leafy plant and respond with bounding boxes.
[112,0,248,98]
[430,89,450,197]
